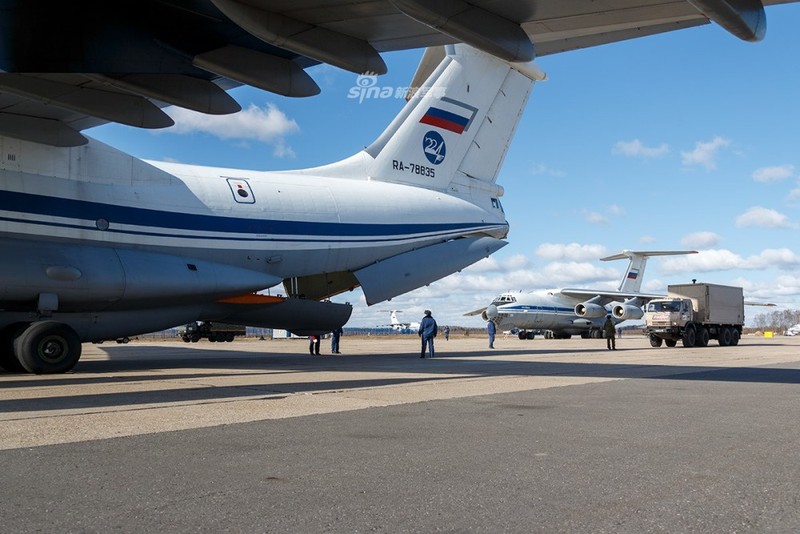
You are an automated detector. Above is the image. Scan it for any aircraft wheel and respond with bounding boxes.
[697,327,709,347]
[665,339,678,348]
[0,323,28,372]
[518,332,525,340]
[731,329,740,346]
[718,327,732,346]
[682,325,697,348]
[14,321,82,374]
[649,334,663,348]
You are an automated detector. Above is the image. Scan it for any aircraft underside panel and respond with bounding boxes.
[355,236,506,305]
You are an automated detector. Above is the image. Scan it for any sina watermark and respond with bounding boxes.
[347,72,443,103]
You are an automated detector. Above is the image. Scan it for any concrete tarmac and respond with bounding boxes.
[2,334,800,532]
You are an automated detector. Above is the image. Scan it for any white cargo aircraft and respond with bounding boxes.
[0,44,542,373]
[0,1,792,373]
[465,251,697,339]
[385,311,421,333]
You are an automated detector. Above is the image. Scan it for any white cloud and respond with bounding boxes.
[166,103,300,157]
[531,163,566,177]
[681,231,721,249]
[735,206,793,228]
[659,248,800,274]
[612,139,669,158]
[681,136,731,170]
[789,188,800,201]
[583,211,608,224]
[639,235,657,243]
[608,204,625,216]
[535,243,608,261]
[752,164,795,183]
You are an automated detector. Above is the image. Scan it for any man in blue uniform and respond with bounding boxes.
[418,310,438,358]
[487,320,496,349]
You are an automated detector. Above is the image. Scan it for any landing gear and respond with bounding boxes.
[12,321,82,374]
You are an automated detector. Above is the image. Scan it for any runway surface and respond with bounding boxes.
[2,334,800,532]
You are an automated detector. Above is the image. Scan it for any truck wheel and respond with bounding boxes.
[718,327,733,346]
[182,336,190,343]
[731,330,740,346]
[13,321,82,374]
[665,339,678,347]
[697,327,709,347]
[649,334,663,347]
[682,326,697,348]
[226,333,235,342]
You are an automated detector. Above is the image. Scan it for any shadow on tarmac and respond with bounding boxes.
[1,343,799,413]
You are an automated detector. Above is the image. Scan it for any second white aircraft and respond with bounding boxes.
[466,250,697,339]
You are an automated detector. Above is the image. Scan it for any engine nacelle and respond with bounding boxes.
[574,302,607,318]
[482,304,499,322]
[612,304,644,321]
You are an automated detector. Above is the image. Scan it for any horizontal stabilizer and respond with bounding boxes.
[356,236,506,305]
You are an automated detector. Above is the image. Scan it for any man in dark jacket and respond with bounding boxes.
[603,316,616,350]
[418,310,438,358]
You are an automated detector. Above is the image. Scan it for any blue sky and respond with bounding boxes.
[89,5,800,328]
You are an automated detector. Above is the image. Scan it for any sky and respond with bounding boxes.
[89,4,800,328]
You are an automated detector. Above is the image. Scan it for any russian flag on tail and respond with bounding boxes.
[419,106,470,134]
[627,269,639,280]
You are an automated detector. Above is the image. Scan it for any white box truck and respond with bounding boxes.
[644,283,744,348]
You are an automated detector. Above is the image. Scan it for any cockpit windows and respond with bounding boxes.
[492,294,516,305]
[491,198,504,212]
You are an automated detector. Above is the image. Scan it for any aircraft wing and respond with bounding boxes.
[560,288,666,306]
[464,306,488,317]
[0,0,795,146]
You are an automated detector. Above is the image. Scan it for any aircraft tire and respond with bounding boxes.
[649,334,663,348]
[0,323,28,372]
[14,321,82,374]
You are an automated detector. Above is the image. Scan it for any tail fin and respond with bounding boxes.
[307,44,544,197]
[389,310,402,326]
[601,250,698,293]
[366,44,544,192]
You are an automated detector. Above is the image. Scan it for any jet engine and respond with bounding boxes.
[574,302,607,318]
[612,304,644,321]
[482,304,499,322]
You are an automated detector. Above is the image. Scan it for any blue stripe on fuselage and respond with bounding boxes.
[0,191,502,238]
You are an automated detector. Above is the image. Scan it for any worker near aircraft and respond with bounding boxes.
[603,316,616,350]
[418,310,438,358]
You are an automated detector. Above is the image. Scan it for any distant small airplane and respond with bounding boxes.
[465,250,697,339]
[378,311,421,333]
[786,324,800,336]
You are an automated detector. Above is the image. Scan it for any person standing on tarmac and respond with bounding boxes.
[331,326,343,354]
[418,310,438,358]
[487,320,496,348]
[603,316,616,350]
